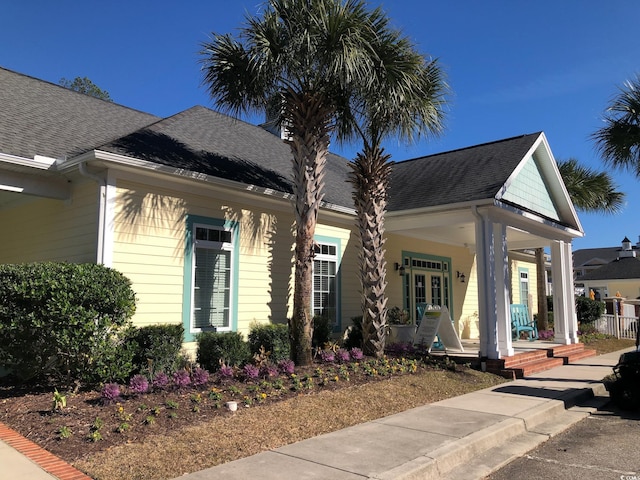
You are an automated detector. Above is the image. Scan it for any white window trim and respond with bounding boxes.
[190,223,235,334]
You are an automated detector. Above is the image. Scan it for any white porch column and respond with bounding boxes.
[494,222,514,357]
[551,240,579,344]
[474,211,513,359]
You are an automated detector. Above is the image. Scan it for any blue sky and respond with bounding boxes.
[2,1,639,251]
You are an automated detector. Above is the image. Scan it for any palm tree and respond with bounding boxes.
[347,32,447,357]
[200,0,390,366]
[592,76,640,178]
[535,158,624,331]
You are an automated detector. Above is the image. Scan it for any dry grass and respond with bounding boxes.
[581,335,636,355]
[74,368,505,480]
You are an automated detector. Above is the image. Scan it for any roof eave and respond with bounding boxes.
[62,150,356,216]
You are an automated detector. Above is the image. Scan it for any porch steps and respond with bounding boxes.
[486,343,597,379]
[549,344,598,364]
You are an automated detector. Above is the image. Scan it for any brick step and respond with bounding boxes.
[555,348,597,364]
[502,350,549,368]
[547,343,586,357]
[507,357,565,378]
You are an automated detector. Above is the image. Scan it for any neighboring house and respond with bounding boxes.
[0,67,584,360]
[577,237,640,301]
[573,236,640,282]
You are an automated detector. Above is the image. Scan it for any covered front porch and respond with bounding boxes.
[427,338,597,378]
[386,132,584,361]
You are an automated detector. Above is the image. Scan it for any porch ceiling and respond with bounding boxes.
[389,220,550,251]
[385,203,571,251]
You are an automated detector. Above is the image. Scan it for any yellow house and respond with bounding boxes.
[577,237,640,301]
[0,67,584,360]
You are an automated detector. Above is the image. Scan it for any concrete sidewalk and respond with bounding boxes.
[0,349,629,480]
[176,349,629,480]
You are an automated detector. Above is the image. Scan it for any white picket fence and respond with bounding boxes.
[595,314,638,340]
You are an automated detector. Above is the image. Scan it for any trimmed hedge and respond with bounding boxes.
[576,296,605,324]
[0,262,137,387]
[196,332,250,371]
[132,324,184,376]
[248,323,290,362]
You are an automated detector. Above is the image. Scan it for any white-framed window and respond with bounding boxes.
[313,242,338,325]
[519,268,530,308]
[191,223,234,332]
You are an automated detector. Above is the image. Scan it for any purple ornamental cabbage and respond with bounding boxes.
[336,348,351,363]
[349,347,364,361]
[152,372,170,390]
[243,364,260,380]
[128,374,149,395]
[173,369,191,389]
[191,367,210,386]
[101,383,121,404]
[277,359,295,375]
[319,350,335,363]
[218,364,235,379]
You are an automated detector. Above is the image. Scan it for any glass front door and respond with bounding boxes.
[409,271,446,322]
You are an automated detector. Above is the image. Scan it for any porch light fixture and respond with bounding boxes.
[394,262,406,276]
[456,271,466,283]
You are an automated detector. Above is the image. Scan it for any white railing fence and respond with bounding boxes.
[594,314,638,340]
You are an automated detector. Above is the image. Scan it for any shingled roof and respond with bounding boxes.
[1,66,551,215]
[579,256,640,281]
[387,133,541,211]
[573,245,639,268]
[97,105,353,208]
[0,67,159,160]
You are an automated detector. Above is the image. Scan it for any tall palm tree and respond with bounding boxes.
[346,32,447,357]
[592,76,640,178]
[200,0,390,365]
[535,158,624,331]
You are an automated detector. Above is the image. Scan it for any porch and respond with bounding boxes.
[429,339,597,379]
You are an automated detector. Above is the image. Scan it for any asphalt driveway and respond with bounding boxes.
[487,402,640,480]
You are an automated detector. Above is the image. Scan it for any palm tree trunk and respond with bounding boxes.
[535,247,549,331]
[284,89,332,366]
[349,144,392,358]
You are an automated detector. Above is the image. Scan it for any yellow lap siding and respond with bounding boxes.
[0,180,98,263]
[111,178,360,336]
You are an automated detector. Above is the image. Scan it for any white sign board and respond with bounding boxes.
[414,306,464,353]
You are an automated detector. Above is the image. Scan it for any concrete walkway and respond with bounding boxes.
[0,349,630,480]
[175,349,629,480]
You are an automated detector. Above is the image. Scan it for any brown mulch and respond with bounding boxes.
[0,357,507,480]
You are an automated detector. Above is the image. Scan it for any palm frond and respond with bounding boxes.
[592,75,640,178]
[558,158,625,214]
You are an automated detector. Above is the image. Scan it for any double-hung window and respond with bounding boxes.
[192,223,234,332]
[313,242,338,327]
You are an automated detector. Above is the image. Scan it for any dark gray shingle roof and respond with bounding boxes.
[388,133,541,211]
[579,256,640,281]
[98,106,353,208]
[0,67,159,160]
[573,245,639,268]
[2,66,543,213]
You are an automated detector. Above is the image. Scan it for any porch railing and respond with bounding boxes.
[594,314,638,340]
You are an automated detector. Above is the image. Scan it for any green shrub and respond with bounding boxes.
[248,323,290,362]
[343,316,363,350]
[132,324,184,375]
[196,332,250,371]
[312,315,332,348]
[575,296,605,324]
[0,262,137,387]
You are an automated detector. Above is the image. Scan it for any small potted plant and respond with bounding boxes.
[387,306,415,344]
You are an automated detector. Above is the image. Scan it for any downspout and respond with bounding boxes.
[78,161,107,265]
